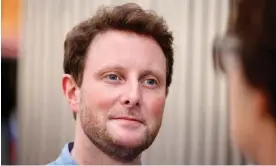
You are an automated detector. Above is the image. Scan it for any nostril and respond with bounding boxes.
[123,100,140,107]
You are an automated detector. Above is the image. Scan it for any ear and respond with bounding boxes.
[253,90,270,119]
[62,74,80,113]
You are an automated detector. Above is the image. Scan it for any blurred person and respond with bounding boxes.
[2,38,18,165]
[1,57,17,165]
[213,0,276,164]
[49,3,174,165]
[2,0,20,163]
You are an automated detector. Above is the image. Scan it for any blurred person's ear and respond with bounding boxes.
[255,91,271,120]
[62,74,80,113]
[244,85,270,122]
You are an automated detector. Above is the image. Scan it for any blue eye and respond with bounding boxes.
[144,79,157,87]
[146,79,156,85]
[107,74,119,80]
[103,73,123,84]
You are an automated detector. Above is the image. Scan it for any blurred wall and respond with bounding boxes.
[18,0,245,164]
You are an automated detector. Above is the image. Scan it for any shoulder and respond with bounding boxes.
[47,142,77,165]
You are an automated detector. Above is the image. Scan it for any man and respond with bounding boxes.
[49,3,174,165]
[213,0,276,164]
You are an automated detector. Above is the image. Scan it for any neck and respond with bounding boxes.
[71,118,141,165]
[251,117,276,165]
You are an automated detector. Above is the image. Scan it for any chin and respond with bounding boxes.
[107,122,148,147]
[113,132,147,147]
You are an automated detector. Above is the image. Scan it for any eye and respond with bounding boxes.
[103,73,122,82]
[107,74,119,80]
[143,78,158,88]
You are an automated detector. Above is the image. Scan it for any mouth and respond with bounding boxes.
[111,116,143,124]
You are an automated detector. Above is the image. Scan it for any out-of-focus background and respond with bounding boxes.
[2,0,20,164]
[2,0,249,165]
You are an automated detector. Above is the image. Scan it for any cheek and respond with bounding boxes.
[228,70,247,123]
[145,96,166,117]
[228,74,243,128]
[228,72,251,149]
[87,86,119,112]
[229,77,242,128]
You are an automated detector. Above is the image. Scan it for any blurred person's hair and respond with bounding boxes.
[63,3,174,119]
[214,0,276,119]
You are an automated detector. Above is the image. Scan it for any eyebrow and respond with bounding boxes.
[140,70,165,81]
[97,65,126,73]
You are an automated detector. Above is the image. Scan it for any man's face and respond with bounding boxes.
[78,30,167,161]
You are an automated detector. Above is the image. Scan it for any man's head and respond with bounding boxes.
[213,0,276,161]
[62,3,173,162]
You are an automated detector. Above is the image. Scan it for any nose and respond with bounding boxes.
[120,82,141,108]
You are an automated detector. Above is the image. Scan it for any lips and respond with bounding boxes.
[111,116,143,124]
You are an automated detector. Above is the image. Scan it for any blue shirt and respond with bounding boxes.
[48,142,142,165]
[48,142,77,165]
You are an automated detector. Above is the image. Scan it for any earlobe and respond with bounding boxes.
[256,91,270,118]
[248,87,269,120]
[62,74,79,112]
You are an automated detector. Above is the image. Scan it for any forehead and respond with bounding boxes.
[85,30,166,73]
